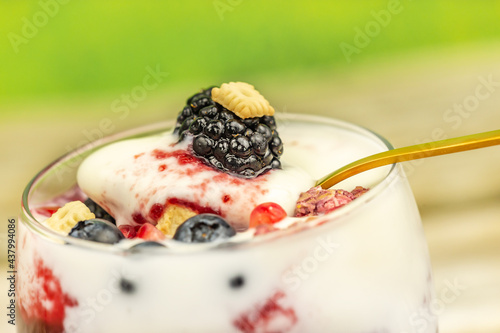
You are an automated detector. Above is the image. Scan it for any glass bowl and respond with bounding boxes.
[17,114,437,333]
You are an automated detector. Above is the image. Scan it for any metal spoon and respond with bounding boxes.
[316,129,500,189]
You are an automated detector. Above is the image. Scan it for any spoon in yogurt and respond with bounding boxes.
[316,129,500,189]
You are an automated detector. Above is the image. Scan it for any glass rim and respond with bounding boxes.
[20,113,398,254]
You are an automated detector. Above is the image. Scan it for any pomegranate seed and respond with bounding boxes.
[119,225,137,239]
[249,202,287,228]
[136,223,165,241]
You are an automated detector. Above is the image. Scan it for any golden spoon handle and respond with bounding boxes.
[316,129,500,189]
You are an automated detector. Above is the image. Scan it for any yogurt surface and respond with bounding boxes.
[77,120,389,232]
[18,115,437,333]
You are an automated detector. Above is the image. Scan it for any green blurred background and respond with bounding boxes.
[2,1,500,102]
[1,1,500,332]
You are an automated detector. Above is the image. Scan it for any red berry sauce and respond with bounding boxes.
[148,203,165,220]
[18,258,77,333]
[233,290,297,333]
[166,198,220,215]
[33,206,60,218]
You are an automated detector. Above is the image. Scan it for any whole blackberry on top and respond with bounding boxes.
[174,82,283,178]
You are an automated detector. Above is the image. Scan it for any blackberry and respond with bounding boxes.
[230,136,252,158]
[250,133,267,156]
[225,119,246,136]
[269,134,283,156]
[84,198,116,224]
[189,117,208,135]
[193,135,213,156]
[188,94,212,112]
[174,86,283,178]
[199,105,218,118]
[255,123,272,141]
[205,120,224,140]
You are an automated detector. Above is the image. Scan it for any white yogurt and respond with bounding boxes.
[76,121,390,231]
[77,131,313,231]
[17,115,437,333]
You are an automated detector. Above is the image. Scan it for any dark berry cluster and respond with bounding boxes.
[174,87,283,178]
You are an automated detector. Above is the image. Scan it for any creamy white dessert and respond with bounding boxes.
[76,131,312,232]
[17,83,436,333]
[18,114,437,333]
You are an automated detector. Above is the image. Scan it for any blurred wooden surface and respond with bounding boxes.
[1,44,499,332]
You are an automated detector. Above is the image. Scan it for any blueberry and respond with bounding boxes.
[119,278,136,294]
[84,198,116,224]
[129,241,166,251]
[173,214,236,243]
[68,219,124,244]
[229,275,245,289]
